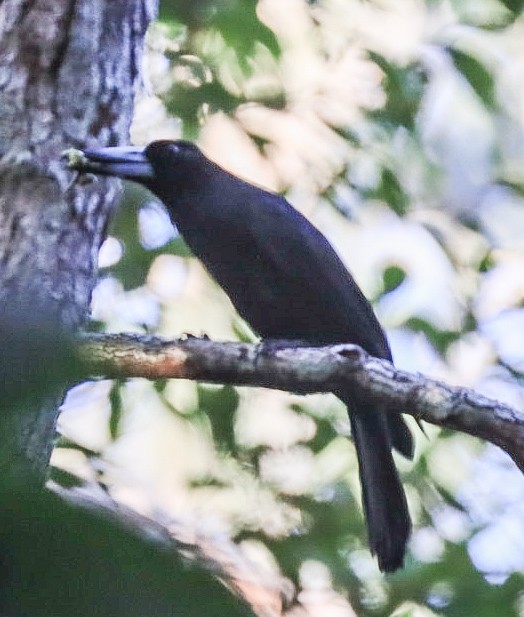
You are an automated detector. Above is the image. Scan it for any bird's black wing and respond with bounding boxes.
[200,188,391,359]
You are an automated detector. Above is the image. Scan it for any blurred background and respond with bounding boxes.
[53,1,524,615]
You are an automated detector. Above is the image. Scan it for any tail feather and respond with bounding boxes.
[347,401,411,572]
[387,413,415,459]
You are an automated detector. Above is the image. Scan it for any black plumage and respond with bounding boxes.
[71,140,413,572]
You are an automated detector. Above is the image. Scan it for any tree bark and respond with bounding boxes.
[80,333,524,475]
[0,0,156,483]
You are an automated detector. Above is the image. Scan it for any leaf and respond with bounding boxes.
[212,0,280,59]
[109,380,124,440]
[198,384,240,452]
[382,264,407,295]
[478,250,495,273]
[288,406,337,452]
[158,0,280,59]
[53,438,100,459]
[378,167,409,215]
[367,51,427,129]
[158,0,218,29]
[498,0,524,15]
[405,317,461,355]
[48,467,85,489]
[496,179,524,199]
[447,47,496,109]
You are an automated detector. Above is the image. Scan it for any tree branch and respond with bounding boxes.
[51,479,359,617]
[79,333,524,474]
[51,481,292,617]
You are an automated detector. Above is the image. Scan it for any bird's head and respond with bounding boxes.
[145,140,202,166]
[65,139,208,189]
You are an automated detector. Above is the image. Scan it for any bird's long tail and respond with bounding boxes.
[345,399,411,572]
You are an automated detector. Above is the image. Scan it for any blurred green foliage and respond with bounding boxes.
[446,47,497,110]
[367,52,428,130]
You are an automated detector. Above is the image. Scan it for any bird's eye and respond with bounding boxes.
[169,143,180,154]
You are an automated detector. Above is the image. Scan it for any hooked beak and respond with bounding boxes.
[65,146,155,181]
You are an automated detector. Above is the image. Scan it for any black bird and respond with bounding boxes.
[70,140,413,572]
